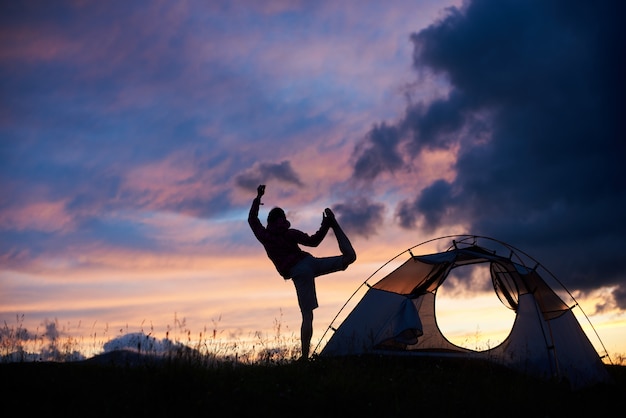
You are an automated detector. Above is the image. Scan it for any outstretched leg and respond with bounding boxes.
[325,208,356,269]
[300,309,313,359]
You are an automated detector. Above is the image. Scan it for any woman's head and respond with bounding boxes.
[267,207,286,225]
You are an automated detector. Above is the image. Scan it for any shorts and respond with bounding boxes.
[289,254,345,313]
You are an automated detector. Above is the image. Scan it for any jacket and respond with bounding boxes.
[248,196,330,278]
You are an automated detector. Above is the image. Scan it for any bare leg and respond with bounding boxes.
[300,310,313,359]
[325,209,356,269]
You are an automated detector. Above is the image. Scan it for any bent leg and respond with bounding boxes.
[334,222,356,269]
[324,209,356,269]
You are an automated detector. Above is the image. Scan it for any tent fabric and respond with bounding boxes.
[320,238,611,389]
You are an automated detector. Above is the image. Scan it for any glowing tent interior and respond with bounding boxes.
[317,235,611,389]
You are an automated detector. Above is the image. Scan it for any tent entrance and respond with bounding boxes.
[435,264,516,351]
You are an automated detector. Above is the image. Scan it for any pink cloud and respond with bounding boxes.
[0,25,83,62]
[0,199,75,233]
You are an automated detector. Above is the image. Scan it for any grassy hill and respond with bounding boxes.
[2,353,624,417]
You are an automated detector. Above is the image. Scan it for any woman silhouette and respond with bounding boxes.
[248,184,356,359]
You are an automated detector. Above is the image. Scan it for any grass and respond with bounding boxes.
[1,313,304,364]
[2,315,625,416]
[2,354,624,417]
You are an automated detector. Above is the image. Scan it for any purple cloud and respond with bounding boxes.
[350,0,626,301]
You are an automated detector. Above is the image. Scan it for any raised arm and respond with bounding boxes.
[294,210,331,247]
[248,184,266,233]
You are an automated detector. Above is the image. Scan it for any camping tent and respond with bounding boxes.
[318,235,611,389]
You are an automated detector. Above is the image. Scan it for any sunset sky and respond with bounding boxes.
[2,0,625,360]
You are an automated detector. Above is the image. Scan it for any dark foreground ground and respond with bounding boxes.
[2,352,624,417]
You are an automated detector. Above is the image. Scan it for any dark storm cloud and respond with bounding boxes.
[351,0,626,303]
[235,161,304,191]
[332,198,386,238]
[351,122,404,180]
[611,287,626,314]
[396,179,455,231]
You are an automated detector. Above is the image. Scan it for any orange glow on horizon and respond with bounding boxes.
[2,212,624,361]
